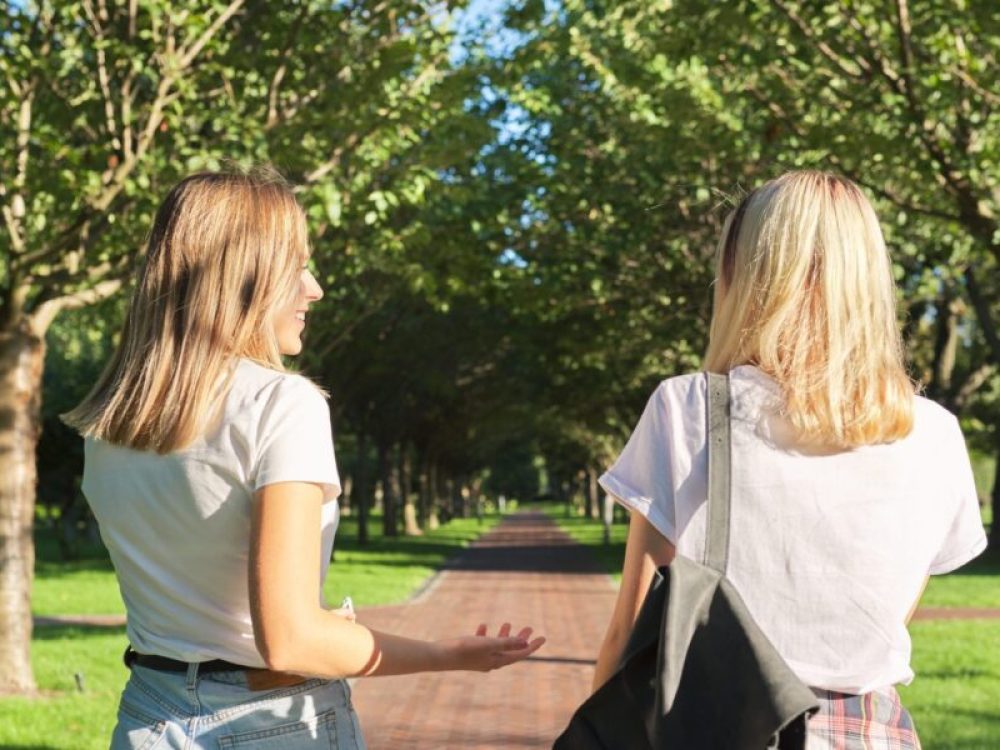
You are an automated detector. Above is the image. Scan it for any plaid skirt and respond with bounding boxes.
[806,686,920,750]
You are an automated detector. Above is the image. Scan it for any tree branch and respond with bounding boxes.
[951,362,996,412]
[833,165,961,223]
[964,266,1000,367]
[177,0,246,69]
[769,0,870,79]
[890,0,968,199]
[30,278,123,333]
[266,3,311,129]
[81,0,122,150]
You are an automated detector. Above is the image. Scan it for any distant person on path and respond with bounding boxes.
[65,169,544,750]
[593,171,986,748]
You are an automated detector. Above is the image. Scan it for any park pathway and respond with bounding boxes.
[348,510,616,749]
[31,510,1000,749]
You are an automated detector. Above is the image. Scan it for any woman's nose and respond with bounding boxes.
[303,269,323,301]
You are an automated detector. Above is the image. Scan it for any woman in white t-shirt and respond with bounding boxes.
[592,171,986,748]
[65,169,544,750]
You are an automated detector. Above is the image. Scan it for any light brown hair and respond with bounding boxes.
[64,168,309,452]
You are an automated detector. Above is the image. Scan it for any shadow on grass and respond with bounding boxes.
[944,544,1000,577]
[34,559,116,577]
[916,707,1000,747]
[920,666,995,679]
[32,625,126,641]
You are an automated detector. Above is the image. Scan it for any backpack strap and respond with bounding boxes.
[704,371,732,574]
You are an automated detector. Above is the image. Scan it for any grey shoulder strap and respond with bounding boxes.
[704,371,731,573]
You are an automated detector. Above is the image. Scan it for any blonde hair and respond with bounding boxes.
[64,168,309,453]
[704,170,914,448]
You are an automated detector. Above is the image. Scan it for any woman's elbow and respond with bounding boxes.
[255,628,300,672]
[252,611,318,673]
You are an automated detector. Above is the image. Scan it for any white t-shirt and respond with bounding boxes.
[82,358,341,667]
[600,365,987,694]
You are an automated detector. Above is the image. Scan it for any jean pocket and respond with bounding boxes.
[111,700,168,750]
[217,708,338,749]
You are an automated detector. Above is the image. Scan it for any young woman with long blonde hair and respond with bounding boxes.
[592,171,985,748]
[65,169,544,749]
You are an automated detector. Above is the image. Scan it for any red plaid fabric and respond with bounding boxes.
[807,686,920,749]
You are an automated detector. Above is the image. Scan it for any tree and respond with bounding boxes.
[661,0,1000,543]
[0,0,252,695]
[0,0,481,694]
[495,0,1000,538]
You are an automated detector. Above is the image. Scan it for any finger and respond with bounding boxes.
[499,636,530,651]
[496,637,547,666]
[515,626,533,642]
[475,623,488,637]
[498,622,512,638]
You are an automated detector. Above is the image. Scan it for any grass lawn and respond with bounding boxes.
[546,504,1000,749]
[31,513,499,616]
[3,513,498,750]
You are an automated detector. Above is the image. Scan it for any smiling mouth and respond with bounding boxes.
[295,312,306,322]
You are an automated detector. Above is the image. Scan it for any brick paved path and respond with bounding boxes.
[349,510,617,749]
[31,511,1000,749]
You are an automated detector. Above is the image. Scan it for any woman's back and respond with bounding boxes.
[82,358,340,667]
[600,365,986,693]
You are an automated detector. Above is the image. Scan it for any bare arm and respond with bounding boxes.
[250,482,544,678]
[592,508,675,691]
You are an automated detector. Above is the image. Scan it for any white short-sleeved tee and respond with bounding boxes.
[82,358,341,667]
[600,366,987,694]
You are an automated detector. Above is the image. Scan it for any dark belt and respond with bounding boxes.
[123,646,247,674]
[122,646,310,690]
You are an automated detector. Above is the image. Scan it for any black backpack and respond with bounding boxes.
[554,373,819,749]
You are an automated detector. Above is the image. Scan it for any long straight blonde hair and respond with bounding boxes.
[64,169,309,453]
[704,171,914,448]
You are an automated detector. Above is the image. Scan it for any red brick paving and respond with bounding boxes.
[349,510,618,749]
[910,607,1000,620]
[31,512,1000,748]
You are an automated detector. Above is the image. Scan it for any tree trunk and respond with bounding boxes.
[991,429,1000,551]
[586,466,600,520]
[449,477,464,519]
[340,474,352,516]
[0,319,45,694]
[453,478,468,519]
[602,493,615,546]
[400,444,421,536]
[929,294,960,403]
[379,441,399,537]
[417,450,430,529]
[427,463,440,530]
[354,431,369,546]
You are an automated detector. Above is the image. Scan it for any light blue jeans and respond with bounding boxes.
[111,663,366,749]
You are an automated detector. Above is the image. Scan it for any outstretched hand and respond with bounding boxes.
[441,622,545,672]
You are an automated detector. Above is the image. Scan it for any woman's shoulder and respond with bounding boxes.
[651,370,706,402]
[651,366,776,409]
[910,392,963,441]
[231,358,326,410]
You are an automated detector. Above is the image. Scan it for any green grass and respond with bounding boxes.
[30,513,499,617]
[542,503,629,583]
[33,559,123,616]
[900,620,1000,749]
[0,626,127,750]
[322,514,500,608]
[546,504,1000,749]
[921,546,1000,608]
[4,513,499,750]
